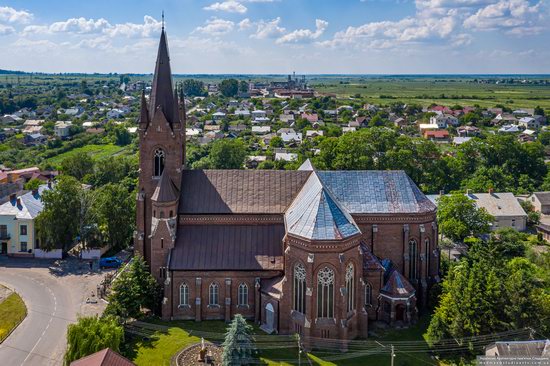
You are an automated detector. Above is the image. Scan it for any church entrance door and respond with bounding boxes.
[395,304,405,321]
[265,303,274,331]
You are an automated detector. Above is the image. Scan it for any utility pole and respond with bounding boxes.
[391,344,395,366]
[298,334,301,366]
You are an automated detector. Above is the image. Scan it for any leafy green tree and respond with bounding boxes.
[183,79,205,97]
[222,314,256,366]
[24,178,42,191]
[208,139,247,169]
[61,152,94,181]
[219,79,239,98]
[35,176,84,252]
[94,183,135,250]
[239,80,248,93]
[105,255,162,318]
[269,136,284,148]
[64,315,124,366]
[520,200,541,227]
[90,155,138,189]
[437,193,494,242]
[534,105,545,116]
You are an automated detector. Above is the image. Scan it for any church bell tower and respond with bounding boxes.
[135,21,186,278]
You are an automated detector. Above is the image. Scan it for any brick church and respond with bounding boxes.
[135,26,440,345]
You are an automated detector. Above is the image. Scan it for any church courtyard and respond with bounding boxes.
[121,316,435,366]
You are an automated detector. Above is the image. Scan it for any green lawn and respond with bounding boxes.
[0,292,27,343]
[123,315,438,366]
[45,143,129,166]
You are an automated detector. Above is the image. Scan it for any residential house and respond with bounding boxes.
[252,110,267,120]
[234,108,251,118]
[306,130,324,139]
[245,155,267,169]
[457,126,480,137]
[498,124,520,133]
[484,340,549,360]
[70,348,136,366]
[301,113,318,123]
[251,126,271,135]
[342,127,357,133]
[212,111,226,121]
[492,113,517,125]
[394,117,407,128]
[452,136,472,145]
[0,184,59,257]
[0,115,22,124]
[54,121,72,138]
[280,131,303,144]
[528,192,550,214]
[429,114,459,128]
[418,123,439,133]
[428,191,527,231]
[518,116,541,129]
[24,133,47,146]
[424,130,450,141]
[274,152,298,161]
[280,114,295,124]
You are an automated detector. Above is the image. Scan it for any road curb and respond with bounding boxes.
[0,283,28,345]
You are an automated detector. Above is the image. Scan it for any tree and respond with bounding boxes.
[239,80,248,93]
[183,79,206,97]
[520,200,540,227]
[534,105,545,116]
[64,315,124,366]
[24,178,42,191]
[222,314,256,366]
[94,183,135,251]
[437,193,494,242]
[61,152,94,181]
[104,255,162,319]
[269,136,284,148]
[209,139,247,169]
[35,176,84,252]
[219,79,239,98]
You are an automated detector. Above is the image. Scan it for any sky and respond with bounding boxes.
[0,0,548,74]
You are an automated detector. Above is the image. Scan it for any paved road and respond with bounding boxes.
[0,258,107,366]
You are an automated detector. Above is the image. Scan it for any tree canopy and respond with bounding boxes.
[222,314,256,366]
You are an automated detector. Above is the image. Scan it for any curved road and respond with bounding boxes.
[0,259,106,366]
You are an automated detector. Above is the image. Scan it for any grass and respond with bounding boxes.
[123,315,437,366]
[312,78,550,111]
[45,143,129,166]
[0,292,27,343]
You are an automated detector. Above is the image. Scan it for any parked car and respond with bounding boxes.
[99,257,123,269]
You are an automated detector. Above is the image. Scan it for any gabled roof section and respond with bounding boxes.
[148,29,179,127]
[151,170,179,202]
[381,269,415,298]
[0,184,51,219]
[70,348,135,366]
[298,159,314,171]
[285,171,360,241]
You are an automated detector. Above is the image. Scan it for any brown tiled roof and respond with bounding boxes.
[70,348,135,366]
[170,224,284,271]
[179,170,311,214]
[381,270,415,298]
[151,171,179,202]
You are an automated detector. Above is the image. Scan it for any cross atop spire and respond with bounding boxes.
[161,11,164,31]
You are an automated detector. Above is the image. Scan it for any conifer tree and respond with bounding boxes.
[222,314,256,366]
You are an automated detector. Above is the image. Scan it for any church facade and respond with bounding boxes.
[136,28,440,346]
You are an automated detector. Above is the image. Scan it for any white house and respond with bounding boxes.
[54,121,72,138]
[518,117,540,129]
[430,113,459,128]
[280,132,303,143]
[275,152,298,162]
[251,126,271,135]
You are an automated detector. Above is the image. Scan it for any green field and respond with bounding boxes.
[0,292,27,343]
[123,315,437,366]
[312,78,550,111]
[45,143,129,166]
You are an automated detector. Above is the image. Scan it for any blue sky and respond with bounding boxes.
[0,0,548,74]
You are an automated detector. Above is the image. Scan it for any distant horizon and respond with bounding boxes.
[2,69,550,78]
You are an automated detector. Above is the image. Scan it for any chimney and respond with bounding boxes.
[466,189,472,196]
[488,188,494,195]
[9,193,16,202]
[16,197,21,206]
[439,190,444,196]
[47,180,52,189]
[32,188,38,196]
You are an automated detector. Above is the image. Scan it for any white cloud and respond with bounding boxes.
[238,18,252,30]
[0,24,15,35]
[463,0,542,34]
[23,15,161,38]
[320,16,457,49]
[250,17,286,39]
[193,18,235,35]
[204,1,248,13]
[276,19,328,44]
[0,6,33,24]
[104,15,161,37]
[49,17,110,34]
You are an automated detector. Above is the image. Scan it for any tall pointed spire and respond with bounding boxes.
[139,89,149,126]
[148,19,179,126]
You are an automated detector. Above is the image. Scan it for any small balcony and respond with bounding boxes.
[0,232,11,240]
